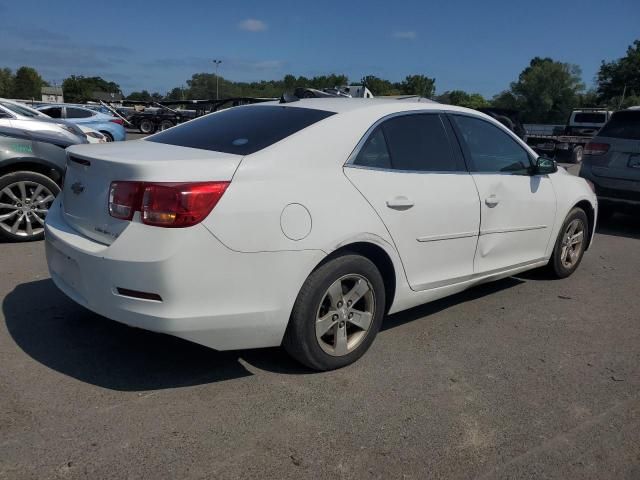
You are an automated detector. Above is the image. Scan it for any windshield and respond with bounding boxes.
[598,111,640,140]
[147,105,336,155]
[0,101,45,118]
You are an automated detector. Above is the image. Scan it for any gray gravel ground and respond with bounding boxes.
[1,164,639,479]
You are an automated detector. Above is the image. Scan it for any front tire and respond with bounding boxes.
[283,254,386,370]
[100,131,114,142]
[139,119,155,134]
[548,208,588,278]
[0,171,59,242]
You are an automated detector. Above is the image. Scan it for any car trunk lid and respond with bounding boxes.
[62,140,242,245]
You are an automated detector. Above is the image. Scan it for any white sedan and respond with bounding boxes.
[45,99,597,370]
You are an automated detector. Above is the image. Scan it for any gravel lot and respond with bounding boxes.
[1,162,639,479]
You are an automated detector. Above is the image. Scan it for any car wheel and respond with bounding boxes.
[0,171,60,242]
[100,131,114,142]
[283,254,386,370]
[548,208,588,278]
[572,145,584,163]
[139,119,155,134]
[159,120,174,131]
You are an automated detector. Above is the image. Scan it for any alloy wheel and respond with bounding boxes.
[0,181,55,238]
[560,218,585,268]
[315,274,376,356]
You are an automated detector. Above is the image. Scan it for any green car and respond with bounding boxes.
[0,126,78,242]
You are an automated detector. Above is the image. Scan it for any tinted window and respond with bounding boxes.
[380,114,460,171]
[66,107,94,119]
[452,115,531,173]
[598,111,640,140]
[41,107,63,119]
[148,105,335,155]
[353,127,391,169]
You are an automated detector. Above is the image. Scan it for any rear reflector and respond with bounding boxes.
[584,142,610,155]
[116,287,162,302]
[108,181,229,227]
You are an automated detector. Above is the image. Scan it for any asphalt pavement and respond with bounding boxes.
[0,164,639,479]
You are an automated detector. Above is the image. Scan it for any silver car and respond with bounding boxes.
[580,109,640,219]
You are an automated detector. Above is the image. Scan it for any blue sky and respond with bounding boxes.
[0,0,638,97]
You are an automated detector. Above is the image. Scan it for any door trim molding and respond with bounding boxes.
[417,231,478,242]
[480,225,547,235]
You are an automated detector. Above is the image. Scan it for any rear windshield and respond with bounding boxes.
[573,113,606,124]
[598,111,640,140]
[147,105,335,155]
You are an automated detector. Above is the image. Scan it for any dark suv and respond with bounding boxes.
[580,109,640,219]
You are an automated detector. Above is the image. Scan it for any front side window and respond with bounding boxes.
[353,113,461,172]
[0,101,40,118]
[451,115,531,173]
[65,107,94,119]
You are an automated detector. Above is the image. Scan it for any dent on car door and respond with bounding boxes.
[449,114,556,274]
[344,112,481,291]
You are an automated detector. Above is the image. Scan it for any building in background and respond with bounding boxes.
[41,86,64,103]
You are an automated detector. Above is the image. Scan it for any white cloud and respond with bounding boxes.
[239,19,268,32]
[392,31,417,39]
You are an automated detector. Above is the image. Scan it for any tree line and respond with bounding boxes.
[1,39,638,124]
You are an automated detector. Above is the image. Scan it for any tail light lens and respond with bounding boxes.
[108,181,229,227]
[109,118,124,125]
[584,142,610,155]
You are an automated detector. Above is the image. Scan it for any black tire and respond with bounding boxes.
[100,131,114,142]
[139,119,155,134]
[0,171,60,242]
[283,254,386,371]
[548,207,589,278]
[159,120,174,131]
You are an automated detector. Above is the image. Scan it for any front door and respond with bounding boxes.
[344,112,480,291]
[449,113,557,274]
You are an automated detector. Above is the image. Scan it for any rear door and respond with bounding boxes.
[344,112,480,291]
[64,107,97,125]
[591,110,640,182]
[449,113,556,274]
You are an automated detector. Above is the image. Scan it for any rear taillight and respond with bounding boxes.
[109,181,142,220]
[108,181,229,227]
[584,142,610,155]
[109,118,124,125]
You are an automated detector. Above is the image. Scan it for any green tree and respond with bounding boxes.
[400,75,436,97]
[62,75,121,102]
[491,91,519,110]
[439,90,488,108]
[11,66,46,99]
[360,75,399,96]
[507,57,584,123]
[126,90,153,102]
[597,40,640,105]
[0,68,14,97]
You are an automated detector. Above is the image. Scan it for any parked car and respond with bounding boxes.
[0,98,87,141]
[580,109,640,219]
[78,125,107,144]
[0,125,82,241]
[45,99,596,370]
[36,104,126,142]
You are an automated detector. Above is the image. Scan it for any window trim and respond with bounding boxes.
[0,105,17,119]
[447,112,535,175]
[344,110,468,174]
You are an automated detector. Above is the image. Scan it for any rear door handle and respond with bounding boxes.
[485,195,500,207]
[386,196,414,210]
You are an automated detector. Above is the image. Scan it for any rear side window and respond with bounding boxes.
[354,113,462,172]
[598,111,640,140]
[451,115,531,173]
[66,107,94,119]
[147,105,336,155]
[41,107,63,119]
[573,113,607,124]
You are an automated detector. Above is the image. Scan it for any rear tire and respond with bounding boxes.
[100,131,114,142]
[0,171,59,242]
[159,120,174,131]
[283,254,386,371]
[139,119,155,134]
[572,146,584,163]
[547,208,588,278]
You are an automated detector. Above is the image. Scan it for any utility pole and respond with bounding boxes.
[212,60,222,100]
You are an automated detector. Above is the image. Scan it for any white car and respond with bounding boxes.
[45,99,597,370]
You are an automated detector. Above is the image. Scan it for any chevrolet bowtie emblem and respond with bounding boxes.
[71,182,85,195]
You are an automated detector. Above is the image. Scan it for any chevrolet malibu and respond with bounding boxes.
[45,99,597,370]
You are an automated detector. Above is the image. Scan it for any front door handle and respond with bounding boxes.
[386,196,414,210]
[485,195,500,207]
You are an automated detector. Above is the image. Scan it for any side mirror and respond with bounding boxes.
[534,156,557,175]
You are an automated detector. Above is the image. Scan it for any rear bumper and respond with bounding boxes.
[44,200,325,350]
[579,165,640,209]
